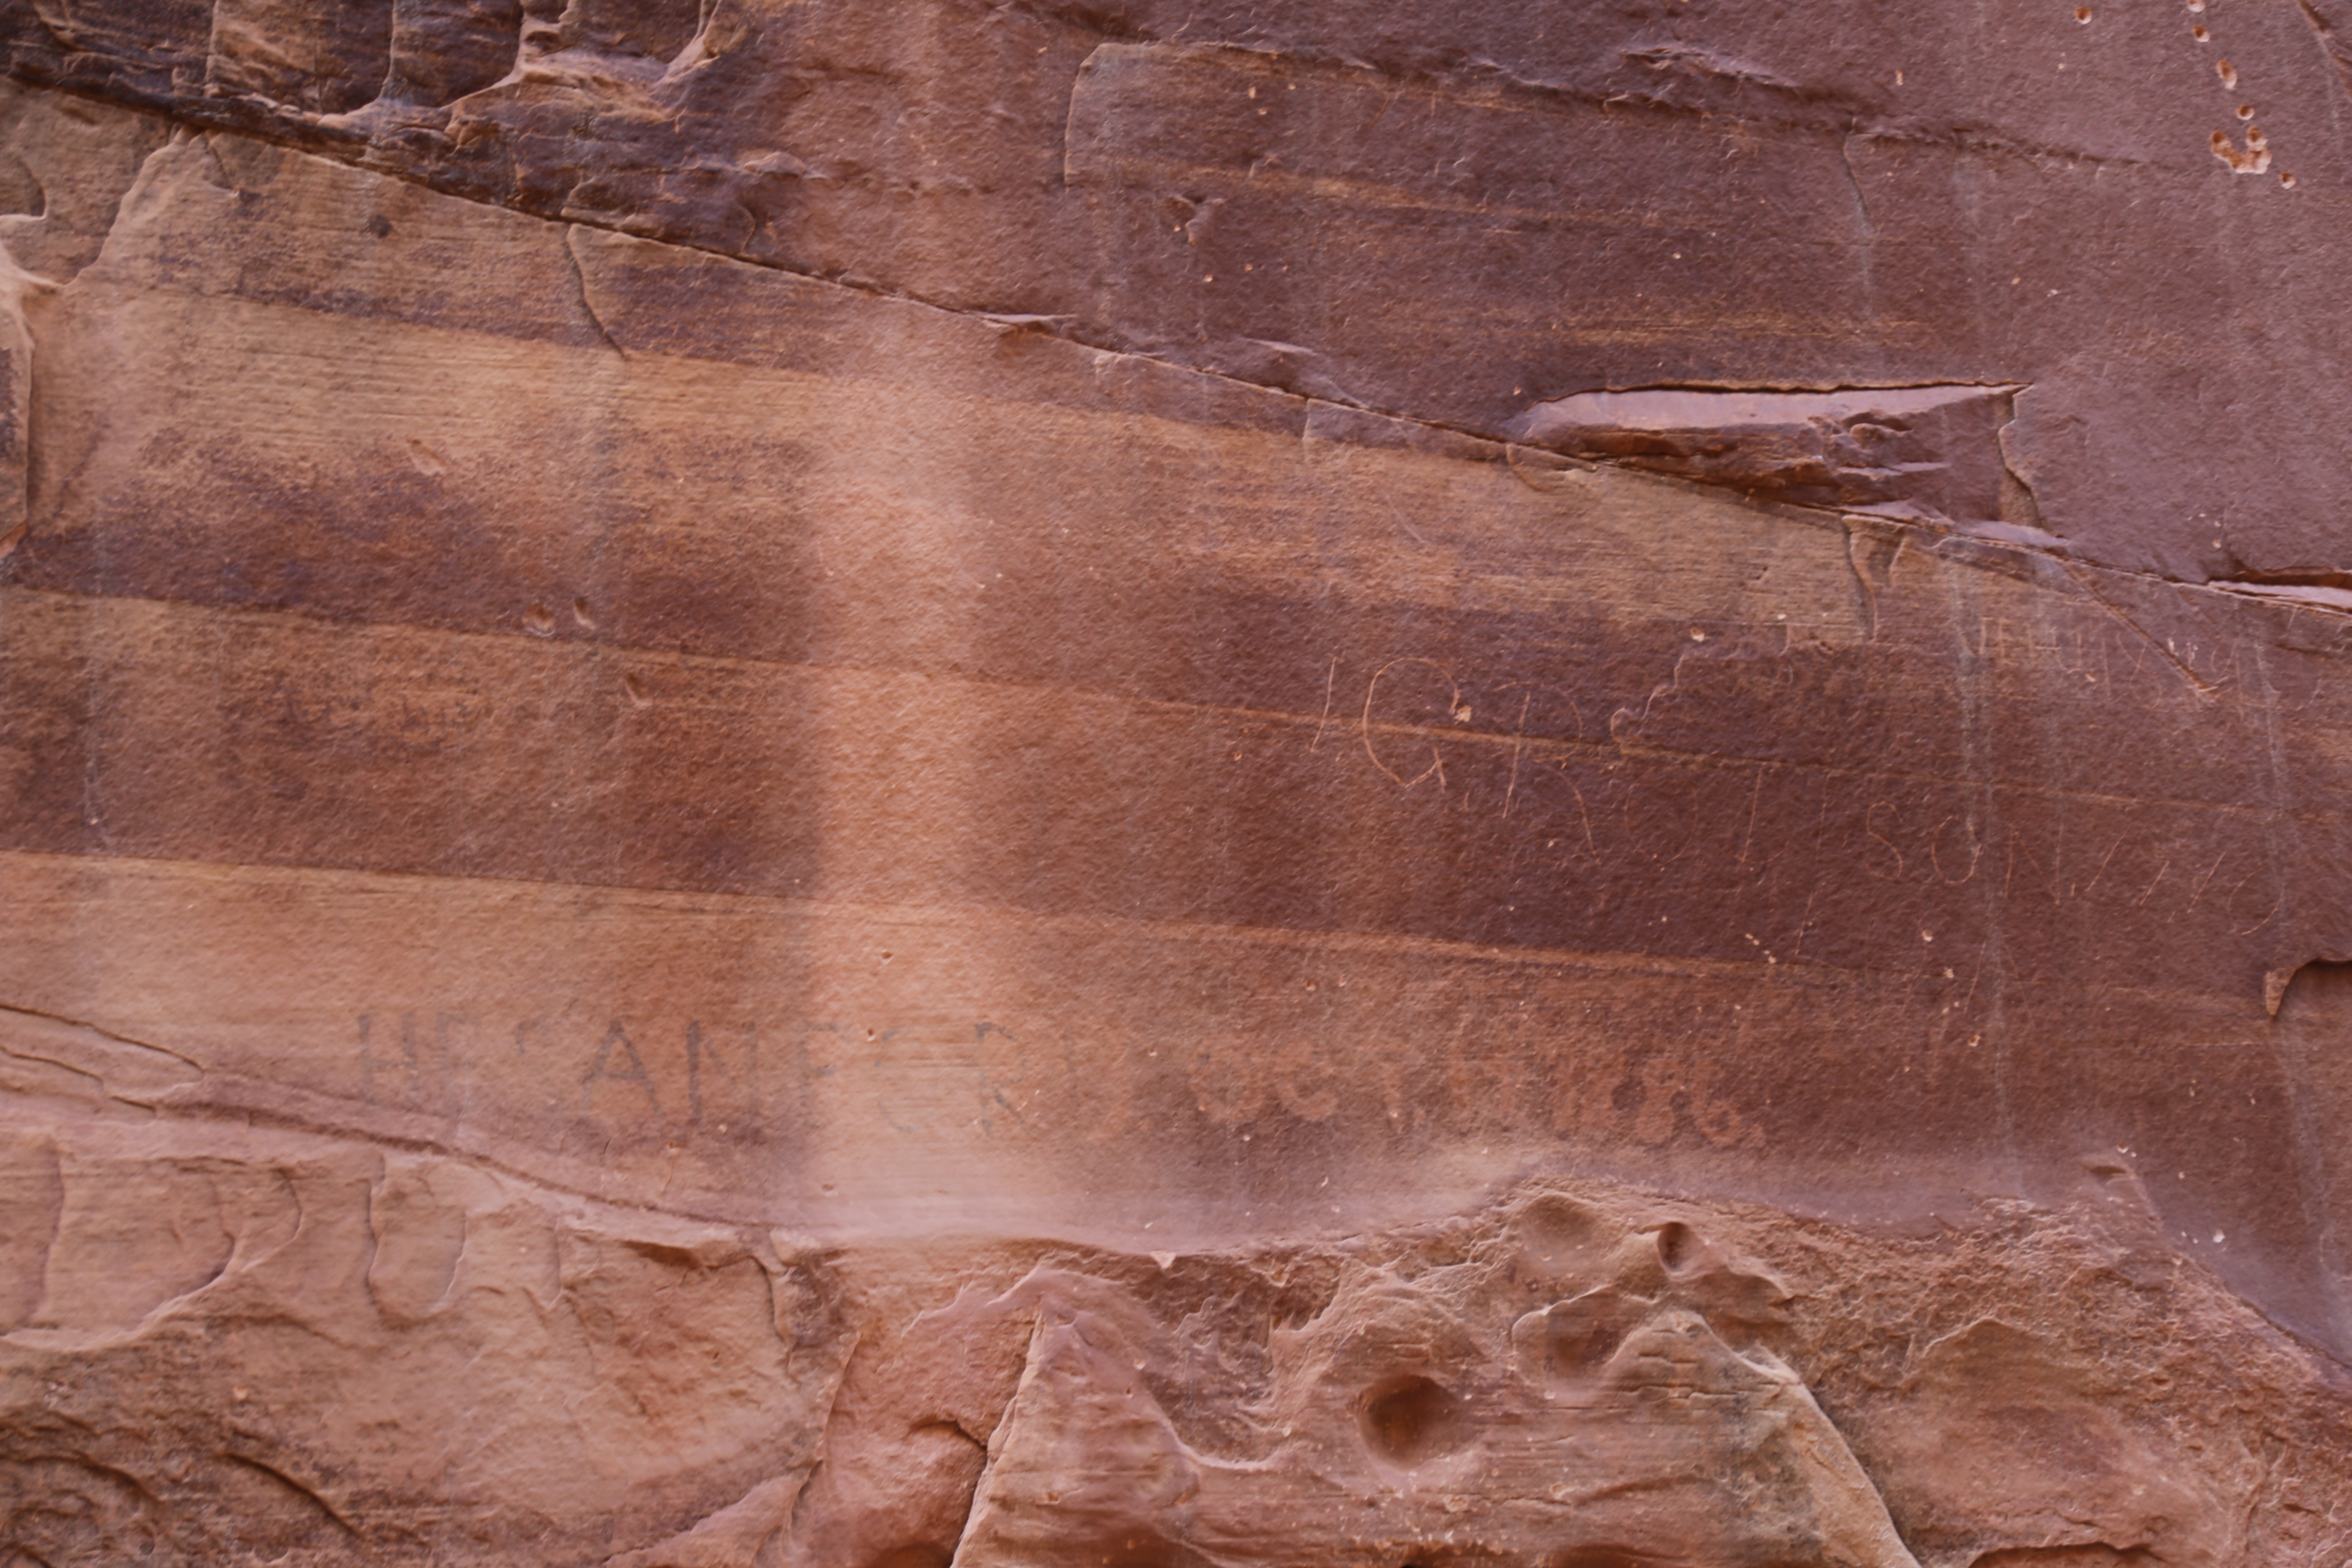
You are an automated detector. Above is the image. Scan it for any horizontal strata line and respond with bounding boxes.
[0,77,2272,563]
[6,68,2332,641]
[0,1000,201,1070]
[0,842,1857,981]
[1027,10,2188,173]
[0,1059,802,1237]
[0,584,2315,824]
[13,71,1373,412]
[1068,153,1906,246]
[0,1059,1862,1257]
[0,844,2254,1010]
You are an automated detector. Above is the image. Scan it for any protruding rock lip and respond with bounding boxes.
[1510,383,2030,530]
[2207,570,2352,616]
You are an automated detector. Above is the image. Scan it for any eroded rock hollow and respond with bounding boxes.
[4,0,2352,1563]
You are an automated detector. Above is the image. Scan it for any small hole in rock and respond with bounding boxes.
[1656,1221,1699,1271]
[2193,24,2209,39]
[2280,170,2297,187]
[2237,103,2254,118]
[2074,6,2091,20]
[2217,58,2237,86]
[572,597,594,628]
[1360,1375,1467,1467]
[523,603,555,635]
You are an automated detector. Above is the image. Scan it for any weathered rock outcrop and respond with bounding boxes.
[5,0,2352,1562]
[8,1050,2350,1565]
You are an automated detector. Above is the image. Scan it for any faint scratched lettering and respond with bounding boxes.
[685,1020,756,1128]
[1272,1039,1340,1121]
[343,1006,1774,1158]
[1190,1035,1265,1125]
[357,1011,465,1107]
[973,1021,1030,1134]
[1361,657,1461,787]
[582,1019,662,1113]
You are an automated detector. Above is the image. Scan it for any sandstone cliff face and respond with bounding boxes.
[4,1,2352,1564]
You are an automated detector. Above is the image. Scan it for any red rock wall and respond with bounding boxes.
[2,2,2351,1564]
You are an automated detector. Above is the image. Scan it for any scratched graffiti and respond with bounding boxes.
[1336,631,2287,987]
[352,1005,1766,1154]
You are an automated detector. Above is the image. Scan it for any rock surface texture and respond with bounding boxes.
[4,0,2352,1564]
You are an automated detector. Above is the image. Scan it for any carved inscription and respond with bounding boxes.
[352,1006,1765,1154]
